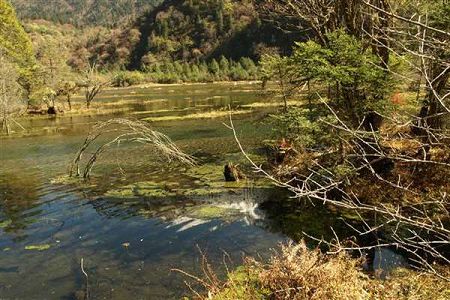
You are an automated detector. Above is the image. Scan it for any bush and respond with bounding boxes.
[141,57,259,84]
[155,72,180,84]
[111,71,145,87]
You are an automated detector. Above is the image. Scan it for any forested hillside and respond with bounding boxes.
[126,0,301,69]
[9,0,300,70]
[10,0,162,27]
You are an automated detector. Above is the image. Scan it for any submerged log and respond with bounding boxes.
[224,163,246,182]
[47,106,57,115]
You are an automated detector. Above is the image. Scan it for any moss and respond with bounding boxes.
[211,266,270,300]
[24,244,51,251]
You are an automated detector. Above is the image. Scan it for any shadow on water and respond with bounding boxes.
[0,172,42,239]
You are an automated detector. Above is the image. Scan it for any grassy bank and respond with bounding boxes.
[187,242,450,300]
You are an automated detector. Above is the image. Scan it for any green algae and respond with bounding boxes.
[50,175,96,188]
[0,219,12,229]
[185,160,273,193]
[105,181,177,199]
[183,187,225,197]
[101,152,273,206]
[25,244,51,251]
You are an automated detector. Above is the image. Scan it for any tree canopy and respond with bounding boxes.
[0,0,34,67]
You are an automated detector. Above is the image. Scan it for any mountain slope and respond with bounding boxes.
[127,0,301,69]
[10,0,162,27]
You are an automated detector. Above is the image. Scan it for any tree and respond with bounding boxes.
[33,35,69,89]
[56,81,79,111]
[260,53,297,111]
[371,1,450,133]
[0,0,34,67]
[81,63,108,109]
[219,55,230,76]
[1,0,37,107]
[0,53,24,135]
[291,30,393,128]
[258,0,393,130]
[209,59,220,77]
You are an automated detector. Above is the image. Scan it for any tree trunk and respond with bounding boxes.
[2,117,10,135]
[416,66,449,134]
[67,95,72,110]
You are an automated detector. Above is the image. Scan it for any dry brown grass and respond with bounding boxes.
[256,242,368,300]
[183,242,450,300]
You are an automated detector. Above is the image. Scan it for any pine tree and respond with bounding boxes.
[219,56,230,73]
[209,59,220,75]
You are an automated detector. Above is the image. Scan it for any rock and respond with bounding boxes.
[224,163,245,182]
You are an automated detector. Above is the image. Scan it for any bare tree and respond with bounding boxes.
[69,118,196,179]
[360,0,450,134]
[227,103,450,279]
[81,63,108,109]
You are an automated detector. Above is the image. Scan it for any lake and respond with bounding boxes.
[0,83,365,299]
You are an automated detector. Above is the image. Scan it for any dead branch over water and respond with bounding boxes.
[226,108,449,279]
[69,118,196,179]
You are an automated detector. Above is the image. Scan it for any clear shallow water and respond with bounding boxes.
[0,83,382,299]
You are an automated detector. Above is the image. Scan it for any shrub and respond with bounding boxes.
[112,71,145,87]
[190,242,450,300]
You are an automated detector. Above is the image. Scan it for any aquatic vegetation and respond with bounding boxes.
[105,181,177,199]
[24,244,51,251]
[183,187,225,197]
[0,219,12,229]
[241,100,302,109]
[142,110,252,122]
[50,175,96,187]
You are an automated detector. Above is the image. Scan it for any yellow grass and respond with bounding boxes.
[143,110,252,122]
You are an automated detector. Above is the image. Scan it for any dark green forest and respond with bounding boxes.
[10,0,163,27]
